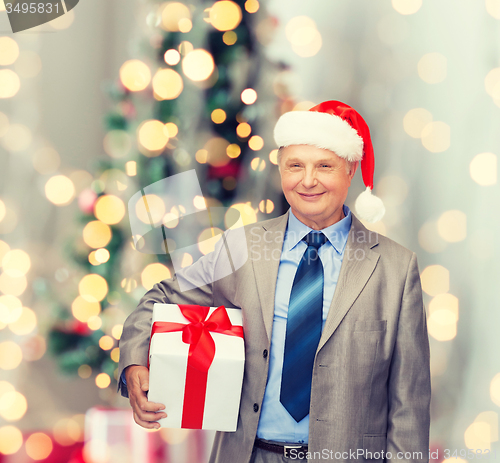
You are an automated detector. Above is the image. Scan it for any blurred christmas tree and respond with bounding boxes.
[47,0,285,393]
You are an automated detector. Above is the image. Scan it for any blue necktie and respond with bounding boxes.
[280,231,327,422]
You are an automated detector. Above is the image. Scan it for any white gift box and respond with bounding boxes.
[148,303,245,432]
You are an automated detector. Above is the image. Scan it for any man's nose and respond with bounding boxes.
[302,168,318,188]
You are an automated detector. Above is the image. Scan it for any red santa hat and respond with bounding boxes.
[274,100,385,223]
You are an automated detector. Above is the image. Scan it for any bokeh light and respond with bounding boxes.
[26,433,53,460]
[161,2,191,32]
[32,147,61,174]
[420,265,450,296]
[486,0,500,18]
[103,130,131,159]
[99,335,114,351]
[14,50,42,79]
[71,296,101,323]
[249,136,264,151]
[250,157,266,171]
[418,53,447,84]
[53,418,82,445]
[437,210,467,242]
[164,49,181,65]
[427,309,457,341]
[94,195,126,225]
[135,194,166,225]
[138,120,169,153]
[96,373,111,389]
[0,295,22,325]
[120,60,151,92]
[164,122,178,137]
[0,37,20,65]
[45,175,76,206]
[209,1,242,31]
[180,253,193,268]
[152,69,183,100]
[285,16,322,57]
[182,49,215,81]
[87,316,102,330]
[421,121,450,153]
[141,263,172,290]
[226,203,257,227]
[205,137,231,167]
[259,199,275,214]
[403,108,433,138]
[83,221,112,249]
[2,249,30,277]
[269,149,278,165]
[0,391,27,421]
[0,70,20,99]
[126,161,137,176]
[8,307,37,336]
[470,152,497,185]
[1,124,32,151]
[0,273,27,296]
[79,274,108,303]
[211,109,227,124]
[241,88,257,105]
[391,0,422,15]
[485,68,500,100]
[490,373,500,407]
[111,325,123,340]
[197,227,223,255]
[245,0,259,13]
[223,31,237,45]
[227,144,241,159]
[0,426,23,454]
[236,122,251,138]
[111,347,120,362]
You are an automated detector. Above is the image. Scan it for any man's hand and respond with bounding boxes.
[124,365,167,429]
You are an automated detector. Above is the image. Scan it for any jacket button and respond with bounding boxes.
[263,349,268,359]
[253,403,259,412]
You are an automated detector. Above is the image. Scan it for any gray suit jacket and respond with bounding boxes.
[118,212,431,463]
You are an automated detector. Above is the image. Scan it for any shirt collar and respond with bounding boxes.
[285,205,352,255]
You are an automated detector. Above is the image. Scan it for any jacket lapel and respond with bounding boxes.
[318,214,380,351]
[251,211,289,342]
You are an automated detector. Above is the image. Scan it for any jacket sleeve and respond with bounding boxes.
[117,238,227,398]
[386,252,431,462]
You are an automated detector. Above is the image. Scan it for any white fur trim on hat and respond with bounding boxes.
[274,111,364,162]
[355,187,386,223]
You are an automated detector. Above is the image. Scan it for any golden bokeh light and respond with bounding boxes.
[141,263,172,290]
[227,144,241,159]
[79,274,108,303]
[248,135,264,151]
[418,221,447,254]
[464,421,493,451]
[418,52,447,84]
[94,195,126,225]
[1,249,30,277]
[181,253,193,268]
[164,49,181,65]
[1,124,32,151]
[103,130,131,159]
[421,121,450,153]
[437,210,467,242]
[211,109,227,124]
[485,68,500,99]
[250,157,266,171]
[226,203,257,227]
[490,373,500,407]
[135,194,166,225]
[427,310,457,341]
[125,161,137,177]
[96,373,111,389]
[205,137,231,167]
[53,418,81,445]
[32,147,60,175]
[241,88,257,105]
[164,122,178,137]
[94,248,110,264]
[470,152,497,186]
[403,108,433,138]
[120,60,151,92]
[99,335,114,351]
[0,273,27,296]
[182,49,215,81]
[236,122,251,138]
[0,295,22,324]
[8,307,36,336]
[196,149,208,164]
[0,381,14,397]
[111,325,123,340]
[138,120,169,153]
[259,199,274,214]
[162,211,180,229]
[152,69,184,100]
[0,70,20,99]
[26,433,53,460]
[0,391,27,421]
[486,0,500,18]
[420,264,449,296]
[179,40,194,55]
[0,37,20,66]
[209,1,242,31]
[269,149,278,165]
[71,296,101,323]
[223,31,237,45]
[0,239,10,261]
[161,2,191,32]
[83,221,112,249]
[77,365,92,380]
[178,18,192,32]
[193,195,206,210]
[391,0,422,15]
[0,426,23,454]
[429,293,459,318]
[285,16,322,57]
[45,175,75,206]
[245,0,259,13]
[87,316,102,331]
[197,227,223,255]
[111,347,120,362]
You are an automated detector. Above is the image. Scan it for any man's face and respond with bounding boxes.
[279,144,357,230]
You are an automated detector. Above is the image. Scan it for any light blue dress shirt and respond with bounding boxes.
[256,205,352,444]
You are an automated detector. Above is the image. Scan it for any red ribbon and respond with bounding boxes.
[149,305,244,429]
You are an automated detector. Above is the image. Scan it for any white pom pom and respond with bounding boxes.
[354,187,385,223]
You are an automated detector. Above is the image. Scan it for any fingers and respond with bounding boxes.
[133,411,162,429]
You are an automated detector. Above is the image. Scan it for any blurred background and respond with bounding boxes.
[0,0,499,461]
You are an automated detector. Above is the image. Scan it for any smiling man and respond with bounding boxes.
[118,101,431,463]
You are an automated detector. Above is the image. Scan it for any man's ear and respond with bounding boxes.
[349,161,359,180]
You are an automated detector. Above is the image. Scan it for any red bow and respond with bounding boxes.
[149,305,244,428]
